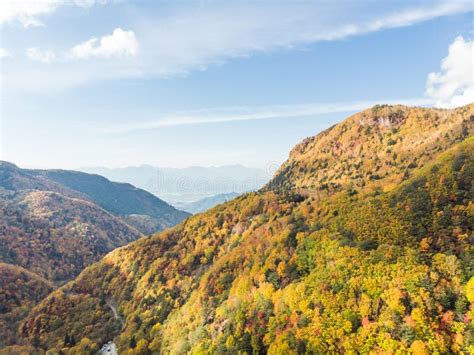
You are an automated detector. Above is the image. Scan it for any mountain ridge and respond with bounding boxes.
[0,162,190,234]
[28,167,190,229]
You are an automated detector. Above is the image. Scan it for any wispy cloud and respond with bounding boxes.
[351,1,473,35]
[106,98,434,133]
[5,1,472,93]
[0,0,106,28]
[131,0,474,78]
[26,47,56,63]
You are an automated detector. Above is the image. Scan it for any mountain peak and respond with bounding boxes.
[268,103,473,194]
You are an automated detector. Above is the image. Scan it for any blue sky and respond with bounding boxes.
[1,0,473,169]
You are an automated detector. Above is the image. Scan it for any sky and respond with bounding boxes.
[0,0,473,170]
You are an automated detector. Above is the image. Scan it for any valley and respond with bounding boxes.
[0,163,189,349]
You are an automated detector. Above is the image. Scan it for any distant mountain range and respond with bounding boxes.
[80,165,271,204]
[173,192,241,213]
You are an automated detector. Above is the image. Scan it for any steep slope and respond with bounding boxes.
[0,189,141,282]
[28,169,190,234]
[0,263,53,348]
[268,104,473,194]
[18,104,474,354]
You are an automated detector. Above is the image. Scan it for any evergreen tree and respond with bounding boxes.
[64,333,70,346]
[130,335,137,349]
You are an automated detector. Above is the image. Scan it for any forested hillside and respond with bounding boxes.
[0,163,189,349]
[268,104,472,194]
[0,189,141,282]
[11,104,474,353]
[29,168,190,234]
[0,263,53,348]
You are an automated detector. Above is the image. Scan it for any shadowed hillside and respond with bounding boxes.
[29,168,190,233]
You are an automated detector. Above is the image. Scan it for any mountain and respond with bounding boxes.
[0,163,189,235]
[0,188,141,282]
[80,165,270,204]
[29,168,190,233]
[268,104,472,194]
[0,161,190,280]
[0,162,189,348]
[173,192,241,213]
[13,104,474,353]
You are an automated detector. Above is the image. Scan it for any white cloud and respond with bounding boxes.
[426,36,474,108]
[0,0,60,27]
[69,28,139,59]
[0,48,11,59]
[107,98,433,133]
[23,28,138,64]
[0,0,106,27]
[5,1,473,93]
[26,47,56,64]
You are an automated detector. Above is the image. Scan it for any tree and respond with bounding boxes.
[64,333,71,346]
[130,335,137,349]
